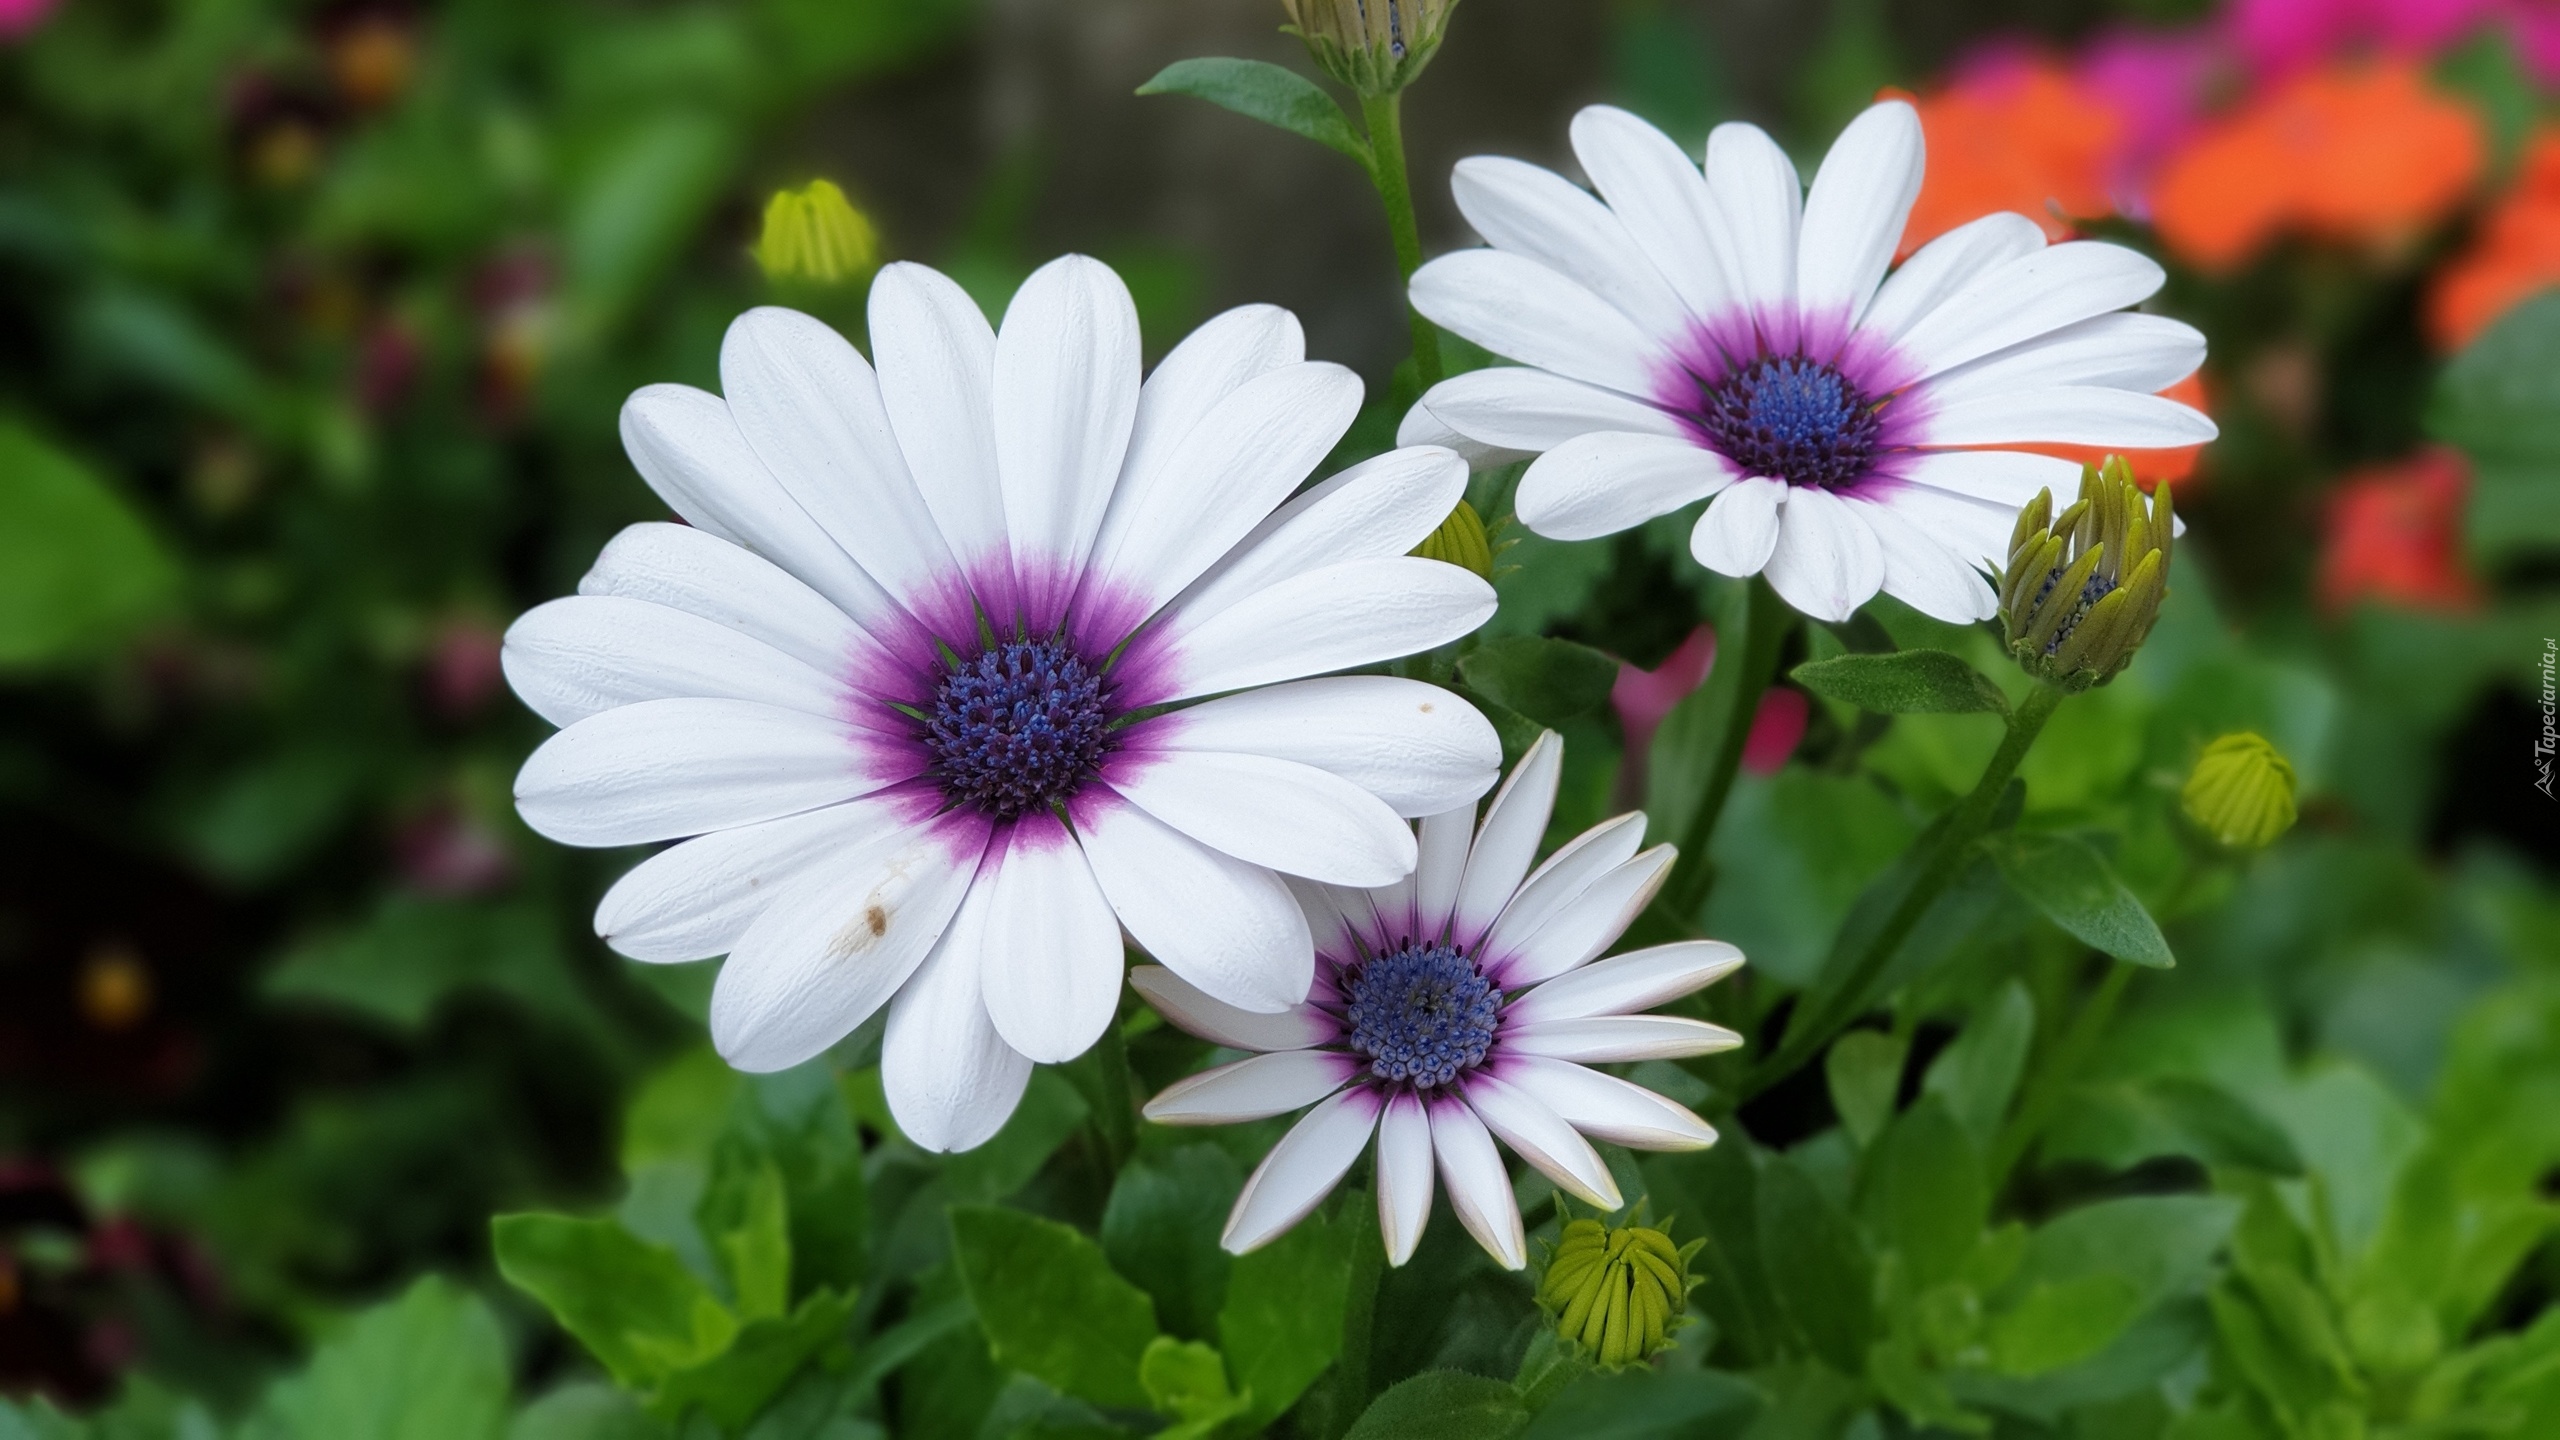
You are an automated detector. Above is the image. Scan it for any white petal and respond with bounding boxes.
[1080,799,1314,1014]
[883,880,1033,1154]
[503,596,845,729]
[579,522,863,679]
[1113,305,1306,527]
[1286,874,1362,960]
[1489,846,1674,989]
[1920,388,2218,448]
[593,796,911,962]
[1689,475,1786,577]
[1112,751,1417,888]
[514,698,889,848]
[1411,367,1685,454]
[1411,1100,1520,1272]
[1918,312,2206,409]
[1086,362,1362,610]
[1799,100,1925,324]
[994,255,1141,591]
[868,263,1008,570]
[1376,1092,1436,1267]
[1503,1015,1743,1062]
[1568,105,1730,320]
[1146,1050,1360,1125]
[1860,211,2048,341]
[1171,446,1468,630]
[1703,121,1803,318]
[1851,496,2000,624]
[1516,432,1734,542]
[1761,485,1886,623]
[1482,812,1648,957]
[1452,155,1692,343]
[1897,242,2167,382]
[1464,1073,1621,1208]
[709,818,987,1072]
[1397,400,1533,470]
[1223,1088,1380,1254]
[1413,802,1476,944]
[1505,1055,1718,1151]
[719,307,960,609]
[1158,558,1495,701]
[1451,731,1561,948]
[1505,939,1747,1024]
[977,814,1126,1065]
[1409,250,1662,396]
[618,385,898,629]
[1872,482,2024,569]
[1127,965,1335,1051]
[1894,449,2086,508]
[1146,676,1501,819]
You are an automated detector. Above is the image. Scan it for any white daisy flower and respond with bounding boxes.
[1138,733,1745,1268]
[503,256,1504,1153]
[1399,99,2217,624]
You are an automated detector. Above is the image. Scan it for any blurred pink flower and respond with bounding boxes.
[2075,26,2225,214]
[394,804,513,895]
[2234,0,2502,75]
[0,0,57,40]
[1610,626,1715,760]
[1743,688,1809,775]
[425,618,504,718]
[2516,2,2560,85]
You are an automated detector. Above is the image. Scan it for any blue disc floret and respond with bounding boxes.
[925,636,1115,821]
[1344,939,1503,1089]
[1694,355,1884,489]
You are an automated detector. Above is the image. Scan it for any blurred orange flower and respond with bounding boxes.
[2151,64,2485,271]
[1897,61,2123,257]
[2318,446,2480,614]
[2427,127,2560,352]
[2031,372,2213,494]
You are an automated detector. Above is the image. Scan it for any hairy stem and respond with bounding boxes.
[1749,682,2067,1093]
[1359,89,1442,387]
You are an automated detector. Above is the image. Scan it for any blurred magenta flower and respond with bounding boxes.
[0,0,57,40]
[1610,626,1805,777]
[2234,0,2502,75]
[1742,686,1807,775]
[2074,26,2224,215]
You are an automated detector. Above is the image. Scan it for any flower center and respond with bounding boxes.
[1694,356,1882,488]
[2030,570,2119,655]
[1343,940,1502,1090]
[925,637,1115,822]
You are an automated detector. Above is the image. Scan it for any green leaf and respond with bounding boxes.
[506,1383,668,1440]
[1343,1371,1530,1440]
[948,1205,1160,1411]
[1644,1141,1786,1367]
[651,1289,858,1433]
[266,894,583,1031]
[1856,1097,1988,1291]
[2429,290,2560,559]
[1987,1274,2146,1375]
[1825,1029,1907,1147]
[1218,1204,1355,1427]
[1984,833,2174,968]
[1135,58,1370,167]
[564,112,743,338]
[2011,1195,2242,1313]
[244,1277,509,1440]
[2141,1076,2304,1175]
[1139,1336,1248,1434]
[1103,1145,1241,1342]
[1924,981,2035,1152]
[0,421,178,669]
[492,1214,739,1389]
[1459,636,1621,727]
[731,1068,870,1296]
[945,1069,1087,1204]
[698,1148,792,1321]
[1790,650,2007,716]
[1757,1157,1876,1374]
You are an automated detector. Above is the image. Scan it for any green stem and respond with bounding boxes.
[1071,1017,1137,1170]
[1748,682,2067,1094]
[1659,575,1791,920]
[1328,1188,1384,1436]
[1359,89,1442,387]
[1989,959,2135,1188]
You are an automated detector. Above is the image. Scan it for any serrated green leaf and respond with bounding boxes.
[1985,833,2174,968]
[1790,649,2008,716]
[948,1205,1159,1411]
[1136,58,1370,167]
[1459,635,1620,727]
[243,1277,509,1440]
[1139,1336,1247,1434]
[493,1214,738,1389]
[698,1148,791,1321]
[1343,1371,1529,1440]
[650,1289,857,1433]
[1103,1145,1241,1344]
[1218,1205,1354,1427]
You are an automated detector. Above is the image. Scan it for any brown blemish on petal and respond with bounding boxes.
[866,905,888,936]
[1419,702,1434,713]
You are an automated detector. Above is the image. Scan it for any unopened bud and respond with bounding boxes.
[2182,732,2297,849]
[1536,1215,1699,1369]
[753,180,879,288]
[1281,0,1458,97]
[1998,457,2173,692]
[1411,500,1493,579]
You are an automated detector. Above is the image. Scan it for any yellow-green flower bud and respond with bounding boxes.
[753,180,879,288]
[1998,457,2173,692]
[1281,0,1458,97]
[2182,732,2297,849]
[1411,499,1493,579]
[1535,1216,1700,1369]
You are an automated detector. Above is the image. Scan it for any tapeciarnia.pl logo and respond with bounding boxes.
[2538,638,2557,801]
